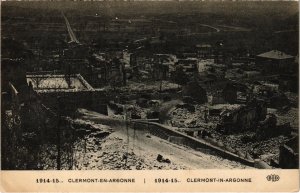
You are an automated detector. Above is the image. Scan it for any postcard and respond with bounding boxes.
[1,0,299,192]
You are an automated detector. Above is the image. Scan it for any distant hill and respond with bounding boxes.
[2,1,298,17]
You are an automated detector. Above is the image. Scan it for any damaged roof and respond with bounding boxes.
[257,50,294,60]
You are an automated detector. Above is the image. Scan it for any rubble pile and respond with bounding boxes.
[38,119,114,170]
[39,145,60,169]
[273,107,298,129]
[130,105,149,119]
[70,118,113,135]
[169,105,218,128]
[73,135,187,170]
[221,133,285,152]
[167,102,294,165]
[116,81,181,92]
[39,119,187,170]
[284,92,298,106]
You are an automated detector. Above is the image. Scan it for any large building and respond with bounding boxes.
[256,50,294,73]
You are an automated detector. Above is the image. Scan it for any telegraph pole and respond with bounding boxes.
[56,96,63,170]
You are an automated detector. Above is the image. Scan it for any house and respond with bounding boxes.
[129,50,154,78]
[279,137,299,169]
[88,53,109,87]
[222,83,237,104]
[129,52,175,81]
[196,44,213,58]
[153,54,176,80]
[217,100,267,133]
[182,81,207,104]
[207,82,241,105]
[256,50,294,73]
[109,57,126,87]
[197,59,214,73]
[209,91,226,105]
[278,74,298,93]
[88,53,126,87]
[176,59,198,76]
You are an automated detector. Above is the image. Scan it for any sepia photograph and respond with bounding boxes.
[1,0,299,172]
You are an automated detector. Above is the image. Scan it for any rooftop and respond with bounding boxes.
[257,50,294,60]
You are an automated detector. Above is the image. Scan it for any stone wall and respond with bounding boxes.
[132,120,255,167]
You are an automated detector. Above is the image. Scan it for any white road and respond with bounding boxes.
[76,109,252,169]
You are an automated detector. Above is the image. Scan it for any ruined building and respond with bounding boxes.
[26,73,107,115]
[217,100,267,133]
[279,137,299,169]
[182,81,208,104]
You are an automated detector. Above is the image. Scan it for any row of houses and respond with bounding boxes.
[121,48,297,84]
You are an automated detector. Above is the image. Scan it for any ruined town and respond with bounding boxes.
[1,1,298,170]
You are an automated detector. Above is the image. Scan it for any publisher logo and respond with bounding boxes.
[266,174,280,182]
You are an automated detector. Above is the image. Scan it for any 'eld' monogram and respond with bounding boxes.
[266,174,280,182]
